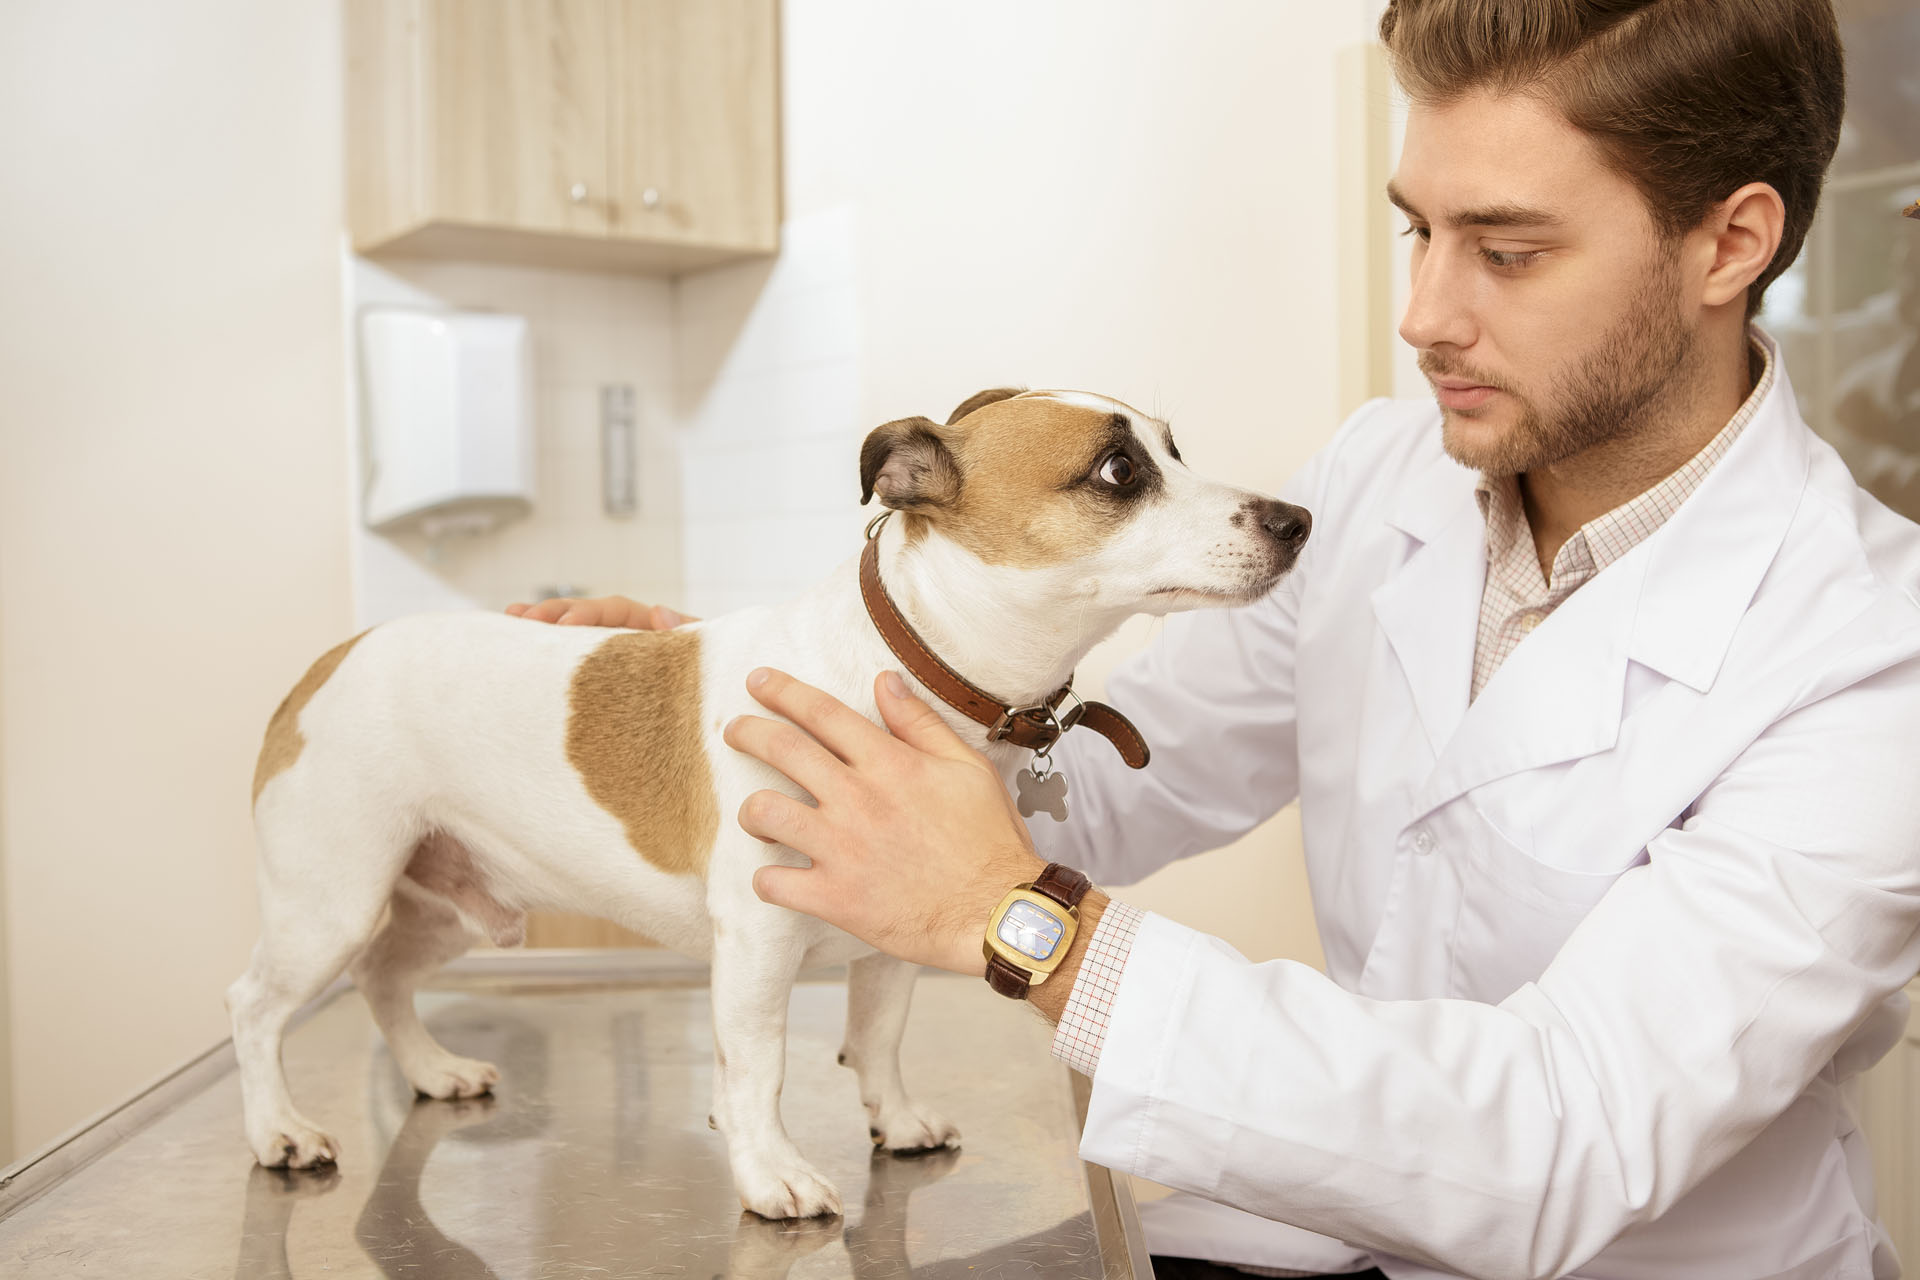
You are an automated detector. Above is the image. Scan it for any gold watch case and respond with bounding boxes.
[982,886,1080,985]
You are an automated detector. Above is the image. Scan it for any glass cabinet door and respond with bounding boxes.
[1760,0,1920,522]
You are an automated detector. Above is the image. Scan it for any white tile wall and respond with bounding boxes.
[342,205,870,628]
[343,248,685,625]
[674,205,868,619]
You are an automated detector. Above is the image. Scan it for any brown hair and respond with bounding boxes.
[1379,0,1844,318]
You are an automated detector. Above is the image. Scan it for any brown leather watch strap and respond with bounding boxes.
[859,533,1150,768]
[985,953,1033,998]
[1030,862,1092,911]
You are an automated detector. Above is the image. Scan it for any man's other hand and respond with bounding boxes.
[504,596,696,629]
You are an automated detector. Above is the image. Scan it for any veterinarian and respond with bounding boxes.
[518,2,1920,1276]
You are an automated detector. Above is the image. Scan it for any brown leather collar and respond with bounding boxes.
[858,522,1150,769]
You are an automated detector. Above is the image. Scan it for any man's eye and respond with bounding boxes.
[1481,247,1542,270]
[1099,453,1136,486]
[1400,223,1431,242]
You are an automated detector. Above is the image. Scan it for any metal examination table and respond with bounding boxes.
[0,952,1149,1278]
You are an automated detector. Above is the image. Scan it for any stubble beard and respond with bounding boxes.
[1428,244,1700,476]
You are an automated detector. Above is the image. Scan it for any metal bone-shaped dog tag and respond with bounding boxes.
[1016,765,1070,822]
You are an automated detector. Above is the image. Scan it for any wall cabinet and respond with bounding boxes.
[345,0,779,274]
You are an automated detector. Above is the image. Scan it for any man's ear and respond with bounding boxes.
[945,387,1025,425]
[859,416,962,509]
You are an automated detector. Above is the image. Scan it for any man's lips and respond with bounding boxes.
[1430,377,1499,411]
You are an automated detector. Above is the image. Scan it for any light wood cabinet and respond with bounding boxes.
[345,0,779,274]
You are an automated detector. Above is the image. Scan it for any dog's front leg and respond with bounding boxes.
[709,917,844,1219]
[840,953,961,1153]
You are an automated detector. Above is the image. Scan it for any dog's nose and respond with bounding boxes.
[1257,500,1312,549]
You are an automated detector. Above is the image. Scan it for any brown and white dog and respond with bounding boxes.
[232,388,1310,1219]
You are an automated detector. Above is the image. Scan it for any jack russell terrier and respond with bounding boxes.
[232,387,1311,1219]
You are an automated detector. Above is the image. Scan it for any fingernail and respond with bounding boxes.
[747,668,769,689]
[659,607,685,627]
[557,609,576,624]
[883,670,907,699]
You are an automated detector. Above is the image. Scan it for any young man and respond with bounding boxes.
[525,2,1920,1275]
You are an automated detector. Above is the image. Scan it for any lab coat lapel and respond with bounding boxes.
[1410,340,1810,818]
[1369,452,1486,758]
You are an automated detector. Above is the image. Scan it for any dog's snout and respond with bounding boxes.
[1255,500,1311,550]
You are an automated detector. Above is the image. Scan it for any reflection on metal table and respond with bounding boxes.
[0,951,1148,1278]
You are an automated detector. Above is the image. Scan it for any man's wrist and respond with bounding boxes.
[1026,889,1108,1024]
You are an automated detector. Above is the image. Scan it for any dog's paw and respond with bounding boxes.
[870,1103,961,1154]
[249,1119,340,1170]
[733,1153,843,1220]
[406,1054,499,1100]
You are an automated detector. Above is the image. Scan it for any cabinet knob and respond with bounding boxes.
[569,182,589,204]
[641,187,662,210]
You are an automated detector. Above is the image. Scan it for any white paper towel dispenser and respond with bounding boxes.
[359,308,535,535]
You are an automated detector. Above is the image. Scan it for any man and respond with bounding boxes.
[520,2,1920,1275]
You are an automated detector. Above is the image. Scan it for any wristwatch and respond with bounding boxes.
[982,862,1092,998]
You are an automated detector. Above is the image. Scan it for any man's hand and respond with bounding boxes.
[504,596,696,629]
[723,667,1046,976]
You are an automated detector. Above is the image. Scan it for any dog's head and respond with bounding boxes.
[859,388,1309,615]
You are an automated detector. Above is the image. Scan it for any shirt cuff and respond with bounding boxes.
[1048,897,1146,1075]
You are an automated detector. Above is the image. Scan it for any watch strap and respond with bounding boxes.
[1030,862,1092,911]
[985,952,1033,998]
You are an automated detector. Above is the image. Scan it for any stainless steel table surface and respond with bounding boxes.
[0,952,1148,1278]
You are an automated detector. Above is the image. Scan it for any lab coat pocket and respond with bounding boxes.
[1448,802,1636,1003]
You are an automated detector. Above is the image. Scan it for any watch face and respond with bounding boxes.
[996,899,1065,962]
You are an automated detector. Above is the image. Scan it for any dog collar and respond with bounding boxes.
[857,515,1150,770]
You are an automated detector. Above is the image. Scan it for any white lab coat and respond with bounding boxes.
[1033,340,1920,1280]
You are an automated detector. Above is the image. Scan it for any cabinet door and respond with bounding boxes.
[426,0,610,236]
[608,0,779,252]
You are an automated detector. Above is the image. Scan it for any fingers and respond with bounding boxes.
[505,596,692,629]
[736,788,824,850]
[745,668,893,767]
[873,671,976,762]
[752,863,816,915]
[724,714,850,800]
[648,603,698,628]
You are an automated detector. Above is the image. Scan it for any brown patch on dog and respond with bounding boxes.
[566,629,718,877]
[252,630,370,804]
[945,387,1025,424]
[941,395,1145,568]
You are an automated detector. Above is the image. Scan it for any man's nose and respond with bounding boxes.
[1397,241,1477,353]
[1257,500,1311,550]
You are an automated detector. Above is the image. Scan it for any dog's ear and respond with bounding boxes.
[860,417,962,510]
[945,387,1025,425]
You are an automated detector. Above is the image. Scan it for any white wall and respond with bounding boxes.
[0,2,355,1156]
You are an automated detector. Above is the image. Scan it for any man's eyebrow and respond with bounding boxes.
[1385,180,1562,230]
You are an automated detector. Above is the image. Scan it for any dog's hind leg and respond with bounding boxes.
[349,876,498,1100]
[839,953,961,1153]
[227,805,409,1170]
[710,915,843,1219]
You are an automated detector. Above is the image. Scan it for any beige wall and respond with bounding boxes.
[0,594,12,1166]
[0,1,355,1154]
[0,0,1380,1155]
[705,0,1389,965]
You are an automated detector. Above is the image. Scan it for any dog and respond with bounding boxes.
[231,387,1311,1219]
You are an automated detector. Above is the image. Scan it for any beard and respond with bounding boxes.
[1424,243,1700,475]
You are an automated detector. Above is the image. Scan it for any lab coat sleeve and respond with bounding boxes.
[1027,399,1395,886]
[1079,649,1920,1280]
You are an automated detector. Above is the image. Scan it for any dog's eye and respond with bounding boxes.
[1098,453,1136,487]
